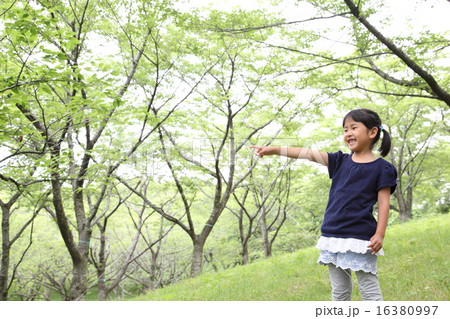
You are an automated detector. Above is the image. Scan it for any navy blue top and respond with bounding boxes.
[321,151,398,241]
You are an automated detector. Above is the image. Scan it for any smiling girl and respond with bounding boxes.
[250,108,397,301]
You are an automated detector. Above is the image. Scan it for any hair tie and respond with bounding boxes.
[379,125,384,132]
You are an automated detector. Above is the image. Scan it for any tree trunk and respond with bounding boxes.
[97,279,108,301]
[49,146,90,301]
[0,205,10,301]
[96,228,108,301]
[0,193,26,301]
[260,206,272,258]
[191,238,205,278]
[399,186,413,222]
[395,183,413,222]
[241,240,249,265]
[406,186,413,220]
[149,250,159,290]
[71,258,88,300]
[51,172,87,300]
[238,212,251,265]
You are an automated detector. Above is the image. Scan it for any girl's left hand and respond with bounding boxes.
[368,234,384,255]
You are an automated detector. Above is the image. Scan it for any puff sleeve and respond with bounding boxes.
[377,162,398,194]
[327,151,345,179]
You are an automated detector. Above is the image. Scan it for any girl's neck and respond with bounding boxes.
[351,150,377,163]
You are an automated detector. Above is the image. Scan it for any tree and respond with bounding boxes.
[227,162,290,263]
[215,0,449,107]
[0,100,49,300]
[228,187,257,265]
[251,165,291,258]
[119,8,304,277]
[0,188,42,300]
[1,0,196,299]
[90,181,176,300]
[387,103,445,221]
[342,0,450,106]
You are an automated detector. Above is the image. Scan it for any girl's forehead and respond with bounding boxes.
[343,117,360,127]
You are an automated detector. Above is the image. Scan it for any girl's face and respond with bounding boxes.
[343,117,377,153]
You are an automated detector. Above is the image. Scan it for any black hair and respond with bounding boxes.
[342,108,392,157]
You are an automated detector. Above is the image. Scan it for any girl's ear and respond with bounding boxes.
[369,127,378,138]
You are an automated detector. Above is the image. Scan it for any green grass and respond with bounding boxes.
[132,214,449,301]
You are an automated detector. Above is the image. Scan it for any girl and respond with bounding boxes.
[250,108,397,301]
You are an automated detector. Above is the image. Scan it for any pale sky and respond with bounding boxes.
[179,0,449,35]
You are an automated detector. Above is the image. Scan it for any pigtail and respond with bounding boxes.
[378,126,392,157]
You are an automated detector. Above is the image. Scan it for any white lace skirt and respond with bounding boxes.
[316,236,382,274]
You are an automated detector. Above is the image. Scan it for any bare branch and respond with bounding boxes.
[212,13,351,34]
[117,177,192,236]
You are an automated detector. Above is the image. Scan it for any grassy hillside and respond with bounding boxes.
[132,214,449,301]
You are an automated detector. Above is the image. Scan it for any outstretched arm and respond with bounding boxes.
[250,145,328,166]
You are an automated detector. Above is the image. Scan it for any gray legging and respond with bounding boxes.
[328,264,383,301]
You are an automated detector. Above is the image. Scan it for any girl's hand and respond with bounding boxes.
[249,145,278,158]
[368,233,384,255]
